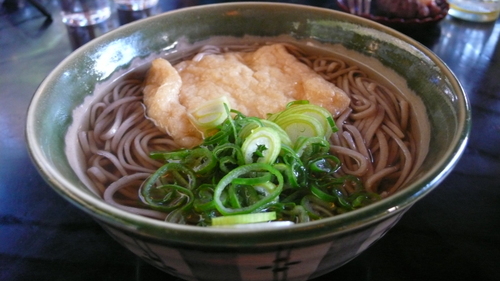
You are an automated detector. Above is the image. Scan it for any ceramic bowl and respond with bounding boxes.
[26,3,470,281]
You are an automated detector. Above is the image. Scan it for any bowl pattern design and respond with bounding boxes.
[102,212,403,281]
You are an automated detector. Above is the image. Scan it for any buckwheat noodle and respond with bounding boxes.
[77,44,424,221]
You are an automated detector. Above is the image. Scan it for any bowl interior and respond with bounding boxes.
[26,3,469,246]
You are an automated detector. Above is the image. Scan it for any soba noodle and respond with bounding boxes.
[76,43,426,224]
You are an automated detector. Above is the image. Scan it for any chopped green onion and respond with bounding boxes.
[293,136,330,159]
[308,155,341,174]
[149,150,190,161]
[273,163,300,189]
[211,212,277,226]
[140,184,194,212]
[142,162,197,190]
[301,195,335,219]
[184,147,217,174]
[188,96,231,132]
[268,102,337,139]
[145,100,381,225]
[273,114,325,144]
[193,184,218,212]
[259,119,293,146]
[213,163,284,215]
[241,127,281,164]
[286,100,310,107]
[279,103,337,138]
[231,172,273,185]
[311,185,337,202]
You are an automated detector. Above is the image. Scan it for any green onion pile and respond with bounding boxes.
[140,99,381,227]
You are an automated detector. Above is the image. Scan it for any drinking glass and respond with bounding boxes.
[113,0,158,11]
[60,0,111,26]
[448,0,500,22]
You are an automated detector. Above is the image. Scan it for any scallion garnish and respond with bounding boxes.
[140,99,381,226]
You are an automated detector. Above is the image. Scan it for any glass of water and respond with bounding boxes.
[113,0,158,11]
[60,0,111,26]
[448,0,500,22]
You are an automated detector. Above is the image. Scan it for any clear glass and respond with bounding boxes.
[113,0,159,11]
[60,0,111,26]
[448,0,500,22]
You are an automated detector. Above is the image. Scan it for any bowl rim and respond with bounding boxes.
[26,2,471,246]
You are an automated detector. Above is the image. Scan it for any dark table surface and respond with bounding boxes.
[1,0,499,280]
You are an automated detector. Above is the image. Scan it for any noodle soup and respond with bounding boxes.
[67,38,430,226]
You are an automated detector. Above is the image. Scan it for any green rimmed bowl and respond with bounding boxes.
[26,2,470,281]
